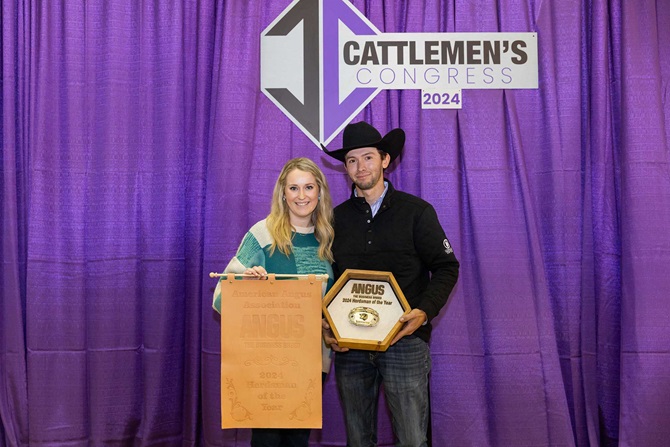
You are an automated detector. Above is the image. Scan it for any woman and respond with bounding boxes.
[212,157,334,447]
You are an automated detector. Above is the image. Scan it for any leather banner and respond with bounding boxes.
[219,274,323,429]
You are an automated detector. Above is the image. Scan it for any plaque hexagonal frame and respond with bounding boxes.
[323,269,411,352]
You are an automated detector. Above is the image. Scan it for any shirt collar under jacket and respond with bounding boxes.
[351,180,392,217]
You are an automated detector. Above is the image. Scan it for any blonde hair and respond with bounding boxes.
[267,158,334,262]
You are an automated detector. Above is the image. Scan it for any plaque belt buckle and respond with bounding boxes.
[348,307,380,327]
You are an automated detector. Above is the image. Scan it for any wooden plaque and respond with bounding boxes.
[322,269,411,352]
[219,274,323,429]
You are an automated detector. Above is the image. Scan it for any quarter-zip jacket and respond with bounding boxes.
[332,180,460,342]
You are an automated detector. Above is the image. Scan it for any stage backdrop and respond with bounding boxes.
[2,1,669,446]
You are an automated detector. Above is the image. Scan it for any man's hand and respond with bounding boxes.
[322,318,349,352]
[390,309,427,345]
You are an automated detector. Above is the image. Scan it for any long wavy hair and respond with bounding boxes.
[267,158,334,262]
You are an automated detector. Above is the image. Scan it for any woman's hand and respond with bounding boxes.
[243,266,268,279]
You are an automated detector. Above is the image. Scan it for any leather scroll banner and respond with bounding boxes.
[219,274,323,429]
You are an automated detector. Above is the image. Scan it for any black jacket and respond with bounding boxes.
[332,180,460,342]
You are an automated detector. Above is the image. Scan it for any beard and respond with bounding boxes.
[353,170,382,191]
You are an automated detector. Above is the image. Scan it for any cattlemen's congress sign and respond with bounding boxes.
[261,0,538,147]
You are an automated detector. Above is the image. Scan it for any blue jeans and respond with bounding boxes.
[334,336,431,447]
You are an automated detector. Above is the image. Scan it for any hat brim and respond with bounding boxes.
[322,128,405,162]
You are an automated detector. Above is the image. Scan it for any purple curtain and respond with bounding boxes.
[2,1,669,446]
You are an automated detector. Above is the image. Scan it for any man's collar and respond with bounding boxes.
[350,180,395,210]
[353,180,388,200]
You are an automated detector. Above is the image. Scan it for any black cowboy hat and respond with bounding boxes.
[321,121,405,162]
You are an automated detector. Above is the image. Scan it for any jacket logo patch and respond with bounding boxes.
[443,238,453,254]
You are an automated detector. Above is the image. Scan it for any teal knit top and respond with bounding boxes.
[212,219,333,313]
[212,219,334,372]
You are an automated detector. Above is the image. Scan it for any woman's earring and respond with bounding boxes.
[282,196,286,201]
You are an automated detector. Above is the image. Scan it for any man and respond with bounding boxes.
[322,121,459,447]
